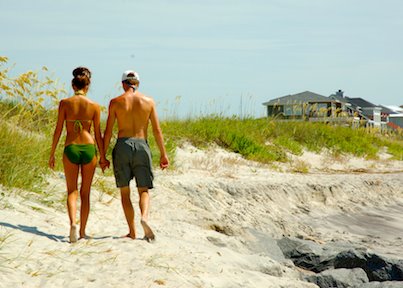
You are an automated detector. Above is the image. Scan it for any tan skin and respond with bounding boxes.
[49,85,107,242]
[103,82,169,240]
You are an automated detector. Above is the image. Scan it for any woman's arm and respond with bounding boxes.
[93,104,108,170]
[49,101,65,169]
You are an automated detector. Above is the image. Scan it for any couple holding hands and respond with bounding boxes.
[49,67,169,243]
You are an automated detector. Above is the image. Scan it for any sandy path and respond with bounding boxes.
[0,144,402,287]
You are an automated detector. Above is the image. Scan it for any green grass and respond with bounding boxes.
[0,57,64,192]
[380,140,403,161]
[147,117,403,165]
[0,122,45,190]
[0,56,402,195]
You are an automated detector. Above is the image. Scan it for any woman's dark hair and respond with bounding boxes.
[72,67,91,89]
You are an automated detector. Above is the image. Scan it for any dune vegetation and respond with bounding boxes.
[1,57,402,192]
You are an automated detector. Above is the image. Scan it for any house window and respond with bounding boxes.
[308,103,329,117]
[268,105,284,116]
[284,105,303,116]
[284,106,293,116]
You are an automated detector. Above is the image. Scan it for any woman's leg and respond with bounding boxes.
[79,156,97,238]
[63,154,80,242]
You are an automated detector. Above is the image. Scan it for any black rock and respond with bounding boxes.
[304,268,369,288]
[358,281,403,288]
[335,250,403,281]
[277,237,347,272]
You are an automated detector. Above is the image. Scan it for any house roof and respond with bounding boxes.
[379,105,397,115]
[346,98,396,115]
[262,91,334,106]
[384,105,403,113]
[329,93,349,103]
[344,97,376,109]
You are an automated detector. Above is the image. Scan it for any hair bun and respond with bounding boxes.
[73,67,91,79]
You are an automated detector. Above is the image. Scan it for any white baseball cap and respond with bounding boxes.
[122,70,140,82]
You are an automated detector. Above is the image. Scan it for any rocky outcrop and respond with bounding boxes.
[304,268,369,288]
[276,237,403,287]
[358,282,403,288]
[334,250,403,281]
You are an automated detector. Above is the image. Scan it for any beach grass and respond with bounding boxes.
[147,117,403,166]
[0,231,13,247]
[1,57,402,194]
[0,56,64,192]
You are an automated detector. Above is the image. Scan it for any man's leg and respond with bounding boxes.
[138,188,155,241]
[138,187,150,221]
[120,186,136,239]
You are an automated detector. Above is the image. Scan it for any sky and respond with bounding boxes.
[1,0,402,119]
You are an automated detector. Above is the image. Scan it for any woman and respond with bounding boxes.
[49,67,108,243]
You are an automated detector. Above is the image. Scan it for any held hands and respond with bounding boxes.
[99,158,110,173]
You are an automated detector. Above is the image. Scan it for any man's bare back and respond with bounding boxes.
[110,90,154,139]
[104,87,167,167]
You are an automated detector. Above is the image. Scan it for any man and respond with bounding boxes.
[103,70,169,241]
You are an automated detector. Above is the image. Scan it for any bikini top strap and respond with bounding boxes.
[66,119,92,133]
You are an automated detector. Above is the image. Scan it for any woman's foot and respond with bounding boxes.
[121,233,136,239]
[79,234,92,240]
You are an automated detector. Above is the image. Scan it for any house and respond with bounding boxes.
[388,114,403,129]
[329,89,397,127]
[263,90,400,130]
[262,91,342,120]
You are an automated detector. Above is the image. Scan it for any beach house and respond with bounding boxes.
[263,90,400,130]
[262,91,342,121]
[329,90,397,128]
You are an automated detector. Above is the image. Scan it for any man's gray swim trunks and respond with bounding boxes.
[112,138,154,188]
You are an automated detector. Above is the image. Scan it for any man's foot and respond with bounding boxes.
[141,219,155,242]
[70,225,78,243]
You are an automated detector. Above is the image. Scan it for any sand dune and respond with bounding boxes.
[0,144,402,287]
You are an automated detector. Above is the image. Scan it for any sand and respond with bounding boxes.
[0,143,402,287]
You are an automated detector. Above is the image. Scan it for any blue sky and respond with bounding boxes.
[1,0,402,118]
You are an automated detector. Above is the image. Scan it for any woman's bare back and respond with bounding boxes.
[62,96,99,145]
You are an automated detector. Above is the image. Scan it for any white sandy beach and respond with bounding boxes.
[0,144,402,288]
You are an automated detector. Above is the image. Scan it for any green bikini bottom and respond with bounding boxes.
[64,144,96,165]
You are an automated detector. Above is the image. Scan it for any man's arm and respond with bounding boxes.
[149,101,169,169]
[103,101,116,161]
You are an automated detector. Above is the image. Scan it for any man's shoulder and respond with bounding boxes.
[138,92,155,104]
